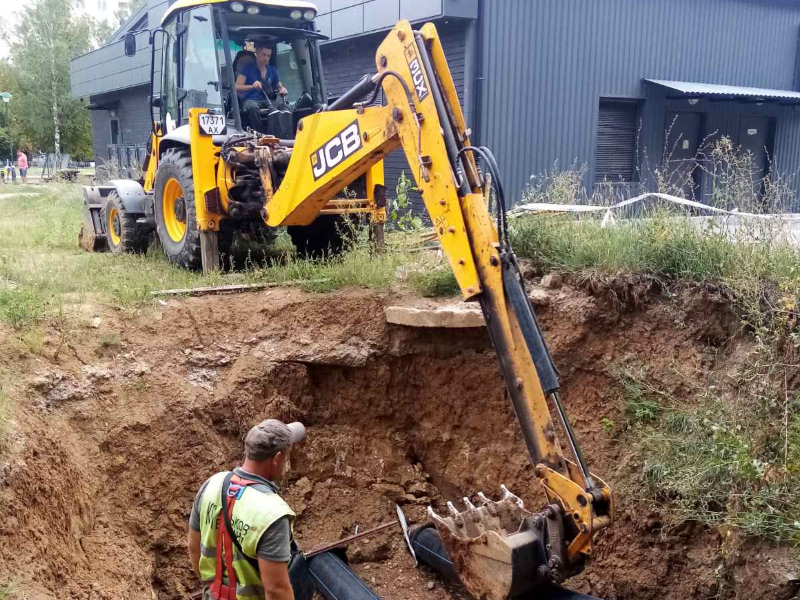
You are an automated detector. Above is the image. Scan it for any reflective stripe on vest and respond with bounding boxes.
[197,471,295,600]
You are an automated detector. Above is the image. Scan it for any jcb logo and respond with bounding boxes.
[311,121,362,180]
[406,49,429,102]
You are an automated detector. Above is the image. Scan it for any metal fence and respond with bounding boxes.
[105,144,148,179]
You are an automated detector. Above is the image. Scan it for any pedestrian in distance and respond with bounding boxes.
[188,419,306,600]
[17,150,28,184]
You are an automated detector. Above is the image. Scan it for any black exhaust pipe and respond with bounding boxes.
[408,525,602,600]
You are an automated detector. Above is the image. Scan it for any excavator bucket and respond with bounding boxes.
[78,186,107,252]
[427,486,570,600]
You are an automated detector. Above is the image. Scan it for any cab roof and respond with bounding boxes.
[161,0,317,26]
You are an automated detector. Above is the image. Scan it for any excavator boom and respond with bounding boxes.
[188,18,613,599]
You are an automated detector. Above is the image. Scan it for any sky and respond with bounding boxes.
[0,1,122,58]
[0,6,24,58]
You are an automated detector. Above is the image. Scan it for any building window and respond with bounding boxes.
[110,119,120,145]
[595,99,639,183]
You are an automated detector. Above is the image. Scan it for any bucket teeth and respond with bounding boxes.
[428,486,531,540]
[501,484,524,508]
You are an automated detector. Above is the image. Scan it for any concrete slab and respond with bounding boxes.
[385,305,485,328]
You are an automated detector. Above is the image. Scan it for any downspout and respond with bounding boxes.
[793,25,800,91]
[468,0,484,145]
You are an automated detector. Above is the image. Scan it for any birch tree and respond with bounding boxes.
[7,0,106,162]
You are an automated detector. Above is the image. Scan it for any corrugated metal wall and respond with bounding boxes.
[89,87,154,162]
[477,0,800,202]
[321,21,468,211]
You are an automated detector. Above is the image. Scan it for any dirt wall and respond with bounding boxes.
[0,284,797,600]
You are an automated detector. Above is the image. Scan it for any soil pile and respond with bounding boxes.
[0,283,797,600]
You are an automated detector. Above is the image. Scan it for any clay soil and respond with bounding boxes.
[0,281,797,600]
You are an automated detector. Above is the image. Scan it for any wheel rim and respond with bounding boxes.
[107,206,121,246]
[162,177,187,243]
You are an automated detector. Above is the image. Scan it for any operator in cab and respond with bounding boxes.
[236,42,289,133]
[187,419,305,600]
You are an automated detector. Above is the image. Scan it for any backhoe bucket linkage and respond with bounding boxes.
[426,486,576,600]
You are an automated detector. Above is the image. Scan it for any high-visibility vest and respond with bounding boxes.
[197,471,295,600]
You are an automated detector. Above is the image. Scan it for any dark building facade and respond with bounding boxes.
[71,0,800,204]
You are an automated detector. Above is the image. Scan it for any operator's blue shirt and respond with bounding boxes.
[241,63,280,102]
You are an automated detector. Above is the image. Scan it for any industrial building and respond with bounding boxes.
[71,0,800,204]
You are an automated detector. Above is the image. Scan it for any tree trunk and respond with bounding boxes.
[50,51,60,170]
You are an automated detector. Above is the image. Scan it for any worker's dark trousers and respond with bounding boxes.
[242,99,272,133]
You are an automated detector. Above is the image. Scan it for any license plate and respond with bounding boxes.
[198,113,227,136]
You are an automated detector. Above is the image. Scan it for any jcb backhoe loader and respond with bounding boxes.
[80,0,387,268]
[82,2,614,597]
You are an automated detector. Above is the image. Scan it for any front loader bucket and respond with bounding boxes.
[425,487,572,600]
[78,186,107,252]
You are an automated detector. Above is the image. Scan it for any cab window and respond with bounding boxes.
[179,5,222,122]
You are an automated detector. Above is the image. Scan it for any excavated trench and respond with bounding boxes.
[0,284,795,600]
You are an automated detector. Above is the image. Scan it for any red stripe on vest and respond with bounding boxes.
[209,474,263,600]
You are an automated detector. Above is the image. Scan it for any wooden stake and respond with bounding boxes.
[150,279,330,297]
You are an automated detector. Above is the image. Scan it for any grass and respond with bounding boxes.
[0,583,13,600]
[0,184,457,330]
[511,210,799,286]
[242,238,408,294]
[407,268,460,298]
[0,184,224,326]
[617,364,800,545]
[512,141,800,546]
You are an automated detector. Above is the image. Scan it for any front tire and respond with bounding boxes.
[101,191,149,254]
[154,148,202,269]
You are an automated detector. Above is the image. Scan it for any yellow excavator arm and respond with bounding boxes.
[191,18,613,600]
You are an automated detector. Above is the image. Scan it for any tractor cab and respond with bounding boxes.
[127,0,326,140]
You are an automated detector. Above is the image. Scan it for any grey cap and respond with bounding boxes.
[244,419,306,460]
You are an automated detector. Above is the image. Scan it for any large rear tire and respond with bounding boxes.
[154,148,202,269]
[101,191,149,254]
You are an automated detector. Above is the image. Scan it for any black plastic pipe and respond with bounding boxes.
[408,525,602,600]
[307,551,384,600]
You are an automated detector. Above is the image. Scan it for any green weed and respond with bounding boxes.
[100,331,122,349]
[618,369,663,423]
[0,289,43,329]
[407,268,460,298]
[0,582,13,600]
[389,171,423,231]
[600,417,616,433]
[615,362,800,545]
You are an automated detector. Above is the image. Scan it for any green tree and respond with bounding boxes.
[0,62,20,162]
[6,0,107,163]
[115,0,147,28]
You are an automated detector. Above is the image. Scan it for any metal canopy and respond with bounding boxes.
[85,101,121,111]
[644,78,800,103]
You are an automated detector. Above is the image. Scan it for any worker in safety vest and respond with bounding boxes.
[188,419,306,600]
